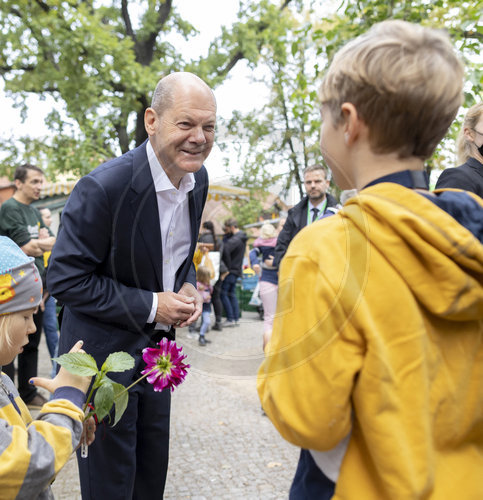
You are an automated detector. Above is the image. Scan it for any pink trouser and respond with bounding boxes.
[259,281,278,333]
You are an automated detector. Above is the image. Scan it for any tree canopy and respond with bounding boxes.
[223,0,482,197]
[0,0,481,203]
[0,0,296,177]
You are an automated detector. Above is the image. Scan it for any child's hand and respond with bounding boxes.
[30,340,92,395]
[81,416,96,447]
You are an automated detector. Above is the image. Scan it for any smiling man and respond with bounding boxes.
[47,72,216,499]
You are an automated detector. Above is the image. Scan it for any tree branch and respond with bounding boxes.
[0,65,36,74]
[216,0,293,78]
[135,0,173,65]
[462,29,483,41]
[34,0,50,13]
[121,0,137,44]
[218,51,244,78]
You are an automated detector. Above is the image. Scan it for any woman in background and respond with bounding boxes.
[435,102,483,196]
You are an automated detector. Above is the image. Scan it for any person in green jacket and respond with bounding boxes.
[0,164,55,409]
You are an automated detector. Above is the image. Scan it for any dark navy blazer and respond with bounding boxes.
[47,141,208,385]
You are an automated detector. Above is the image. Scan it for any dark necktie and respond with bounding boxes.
[311,207,319,222]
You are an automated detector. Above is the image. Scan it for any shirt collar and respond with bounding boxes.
[308,199,326,211]
[362,169,429,190]
[146,140,195,194]
[467,156,483,170]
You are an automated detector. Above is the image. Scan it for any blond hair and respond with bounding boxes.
[0,313,14,353]
[196,265,211,286]
[457,102,483,163]
[319,20,464,160]
[260,223,276,239]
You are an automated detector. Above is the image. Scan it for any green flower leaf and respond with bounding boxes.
[93,381,114,423]
[101,352,135,373]
[111,382,129,427]
[53,353,99,376]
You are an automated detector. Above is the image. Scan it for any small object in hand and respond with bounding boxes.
[81,441,88,458]
[175,320,181,326]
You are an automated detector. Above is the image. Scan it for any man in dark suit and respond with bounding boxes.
[272,164,339,269]
[47,72,216,499]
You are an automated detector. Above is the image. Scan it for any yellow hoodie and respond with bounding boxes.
[258,184,483,499]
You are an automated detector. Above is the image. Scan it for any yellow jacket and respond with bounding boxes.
[0,372,84,499]
[258,185,483,499]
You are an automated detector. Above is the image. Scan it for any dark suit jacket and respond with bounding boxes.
[435,157,483,198]
[273,193,339,269]
[47,141,208,385]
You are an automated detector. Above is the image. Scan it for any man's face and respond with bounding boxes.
[15,170,44,204]
[303,170,330,203]
[146,85,216,183]
[40,208,52,227]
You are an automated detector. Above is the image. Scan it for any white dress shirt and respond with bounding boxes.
[308,199,327,223]
[145,141,195,329]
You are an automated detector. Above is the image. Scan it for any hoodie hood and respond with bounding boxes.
[343,184,483,321]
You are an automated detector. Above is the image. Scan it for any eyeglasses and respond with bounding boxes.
[472,128,483,136]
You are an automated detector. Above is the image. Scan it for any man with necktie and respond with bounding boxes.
[273,164,340,269]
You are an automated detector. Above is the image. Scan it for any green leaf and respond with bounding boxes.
[93,381,114,423]
[111,382,129,427]
[53,353,99,376]
[101,352,135,374]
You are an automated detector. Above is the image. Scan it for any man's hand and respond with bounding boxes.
[20,239,43,257]
[154,290,197,326]
[38,227,49,239]
[37,235,56,252]
[177,282,202,327]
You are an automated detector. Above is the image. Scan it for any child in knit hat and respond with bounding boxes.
[0,236,94,499]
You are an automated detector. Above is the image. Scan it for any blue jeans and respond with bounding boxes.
[290,449,335,499]
[220,273,239,321]
[200,310,211,336]
[43,295,59,378]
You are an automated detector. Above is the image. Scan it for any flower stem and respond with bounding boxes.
[82,365,159,418]
[82,375,100,415]
[114,366,159,399]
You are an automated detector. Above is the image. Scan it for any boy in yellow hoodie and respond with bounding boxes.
[258,20,483,499]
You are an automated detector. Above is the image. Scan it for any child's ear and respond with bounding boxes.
[341,102,362,146]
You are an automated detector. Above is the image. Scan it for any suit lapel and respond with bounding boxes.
[174,185,197,289]
[129,142,163,290]
[300,198,309,229]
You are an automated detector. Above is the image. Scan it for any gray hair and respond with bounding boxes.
[151,72,216,115]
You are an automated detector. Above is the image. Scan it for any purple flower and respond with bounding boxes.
[141,338,190,392]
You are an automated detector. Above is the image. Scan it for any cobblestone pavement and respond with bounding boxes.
[35,310,299,499]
